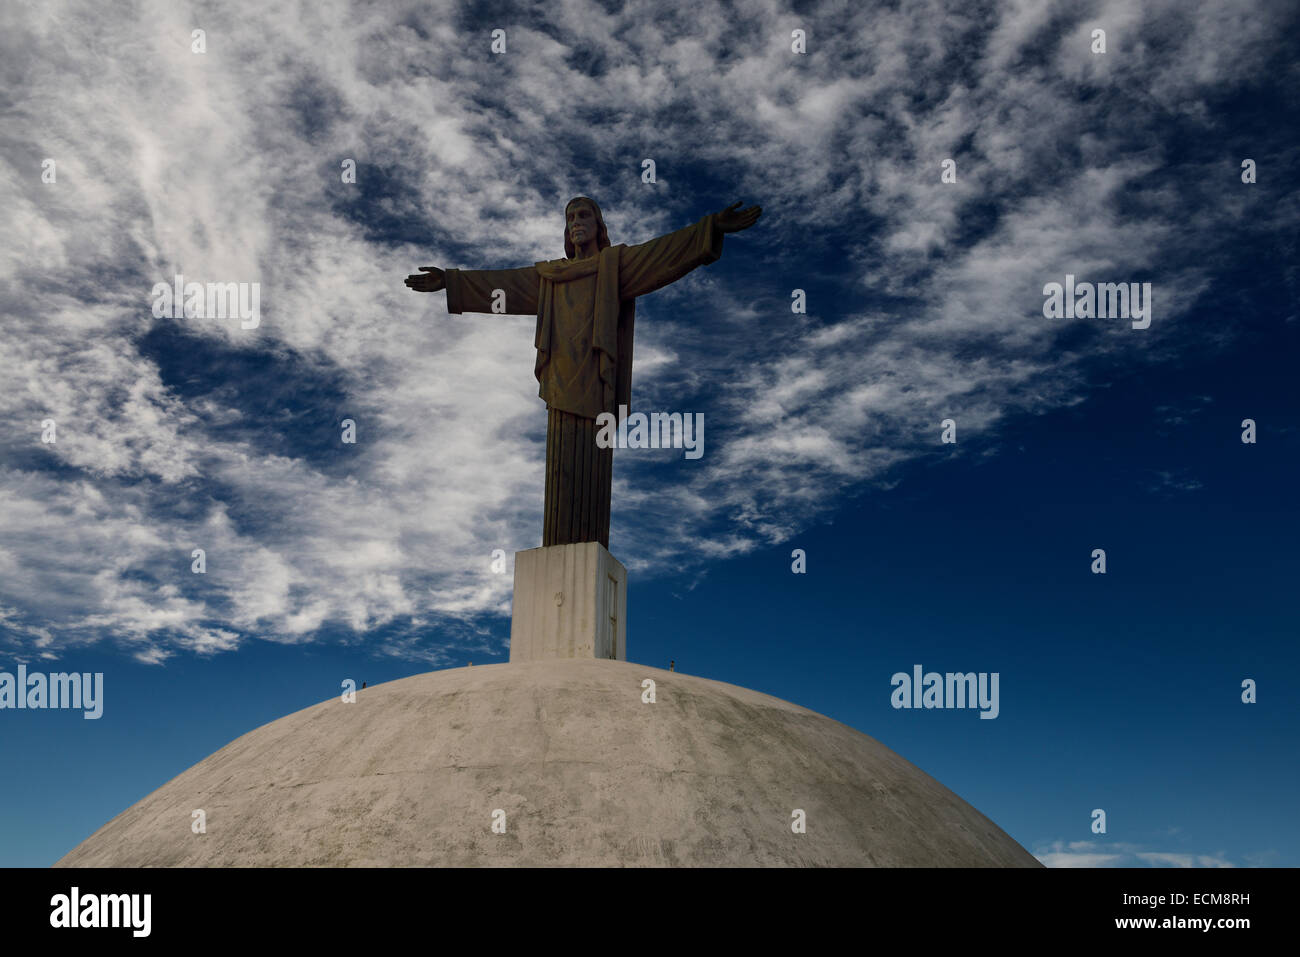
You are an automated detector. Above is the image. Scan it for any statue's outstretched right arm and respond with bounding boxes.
[404,266,445,292]
[405,264,539,316]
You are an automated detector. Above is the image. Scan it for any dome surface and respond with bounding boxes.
[58,660,1040,867]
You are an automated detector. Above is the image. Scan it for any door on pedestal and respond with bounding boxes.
[606,573,618,659]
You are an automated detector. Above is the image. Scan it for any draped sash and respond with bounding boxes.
[533,244,633,419]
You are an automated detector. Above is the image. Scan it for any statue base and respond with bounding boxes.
[509,542,627,662]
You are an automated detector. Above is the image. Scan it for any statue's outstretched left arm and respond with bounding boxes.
[618,201,762,300]
[714,201,762,234]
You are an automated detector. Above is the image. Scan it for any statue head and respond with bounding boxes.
[564,196,610,258]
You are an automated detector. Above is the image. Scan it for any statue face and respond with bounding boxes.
[567,201,598,250]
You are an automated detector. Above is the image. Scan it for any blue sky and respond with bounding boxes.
[1,0,1297,867]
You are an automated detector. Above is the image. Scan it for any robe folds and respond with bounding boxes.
[443,213,724,546]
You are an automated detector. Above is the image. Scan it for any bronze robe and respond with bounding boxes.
[444,214,724,546]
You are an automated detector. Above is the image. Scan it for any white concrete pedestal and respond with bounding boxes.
[509,542,627,662]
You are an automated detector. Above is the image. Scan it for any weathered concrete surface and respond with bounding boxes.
[57,660,1040,867]
[510,543,627,662]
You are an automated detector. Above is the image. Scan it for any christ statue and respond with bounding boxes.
[405,197,761,549]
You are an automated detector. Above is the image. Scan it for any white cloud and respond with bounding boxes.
[1035,840,1240,868]
[0,0,1291,661]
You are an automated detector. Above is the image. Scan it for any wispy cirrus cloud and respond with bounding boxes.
[1036,840,1240,868]
[2,0,1295,662]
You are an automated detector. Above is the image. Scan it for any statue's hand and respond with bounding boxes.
[715,201,762,234]
[404,266,445,292]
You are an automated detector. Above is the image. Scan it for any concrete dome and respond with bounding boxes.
[57,660,1040,867]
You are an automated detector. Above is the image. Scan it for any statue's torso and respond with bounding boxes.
[546,272,604,418]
